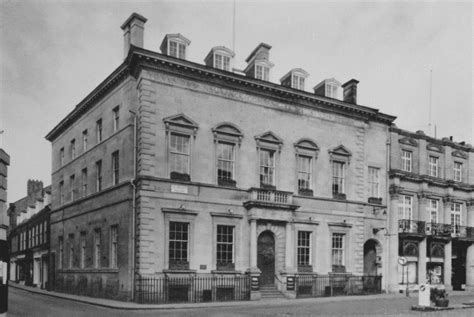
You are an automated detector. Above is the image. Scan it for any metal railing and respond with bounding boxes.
[249,188,293,204]
[398,220,426,235]
[451,225,474,239]
[425,222,452,237]
[136,274,250,304]
[294,274,382,298]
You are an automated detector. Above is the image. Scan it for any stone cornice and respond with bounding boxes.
[389,169,473,192]
[45,45,398,143]
[45,63,130,141]
[390,126,473,152]
[128,46,397,125]
[0,149,10,165]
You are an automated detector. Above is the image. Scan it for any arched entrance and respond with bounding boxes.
[257,231,275,285]
[364,239,381,276]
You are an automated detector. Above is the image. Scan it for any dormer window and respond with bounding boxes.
[326,83,338,98]
[313,78,341,99]
[281,68,309,90]
[204,46,235,71]
[255,64,269,81]
[244,43,274,81]
[215,54,230,71]
[170,41,186,59]
[292,75,305,90]
[160,34,191,60]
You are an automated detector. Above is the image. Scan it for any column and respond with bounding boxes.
[418,239,427,285]
[285,222,294,271]
[387,187,400,293]
[250,219,257,268]
[466,244,474,291]
[417,193,427,285]
[444,241,452,290]
[246,218,261,300]
[465,200,474,291]
[282,221,296,299]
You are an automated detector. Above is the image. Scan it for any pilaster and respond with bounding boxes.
[387,186,401,293]
[443,241,452,290]
[466,244,474,291]
[418,239,427,285]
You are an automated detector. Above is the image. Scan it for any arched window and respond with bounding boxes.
[212,123,243,187]
[163,113,199,181]
[294,139,319,196]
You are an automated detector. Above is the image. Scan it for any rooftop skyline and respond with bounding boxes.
[1,0,472,201]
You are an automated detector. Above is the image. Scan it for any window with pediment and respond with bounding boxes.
[255,131,283,188]
[400,240,418,256]
[164,114,199,182]
[294,139,319,196]
[428,242,444,258]
[329,145,351,199]
[212,123,243,187]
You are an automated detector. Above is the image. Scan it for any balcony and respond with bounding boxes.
[243,188,299,210]
[398,219,426,238]
[425,222,453,239]
[451,225,474,241]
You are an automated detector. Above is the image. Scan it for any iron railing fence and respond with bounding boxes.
[451,225,474,239]
[136,273,250,304]
[398,220,426,235]
[295,274,382,298]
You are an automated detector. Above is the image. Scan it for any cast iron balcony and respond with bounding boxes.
[243,187,299,210]
[451,225,474,240]
[398,219,426,237]
[425,222,453,238]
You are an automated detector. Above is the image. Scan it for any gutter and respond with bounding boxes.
[130,111,138,301]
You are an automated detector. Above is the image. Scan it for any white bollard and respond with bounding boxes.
[418,284,431,306]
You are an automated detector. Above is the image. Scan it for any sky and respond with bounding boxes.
[0,0,472,202]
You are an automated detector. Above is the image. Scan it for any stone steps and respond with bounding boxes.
[260,285,285,299]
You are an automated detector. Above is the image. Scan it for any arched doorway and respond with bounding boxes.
[364,239,381,276]
[257,231,275,285]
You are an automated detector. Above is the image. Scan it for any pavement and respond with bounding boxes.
[8,282,474,312]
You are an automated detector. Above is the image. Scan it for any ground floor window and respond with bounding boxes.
[297,231,312,269]
[398,261,418,284]
[169,221,189,270]
[331,233,345,269]
[427,262,444,284]
[216,225,234,270]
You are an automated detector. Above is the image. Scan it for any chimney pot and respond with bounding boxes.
[121,13,147,59]
[341,79,359,104]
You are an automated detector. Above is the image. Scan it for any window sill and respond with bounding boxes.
[368,197,382,204]
[217,179,237,187]
[211,270,242,274]
[298,189,313,197]
[163,269,197,274]
[57,268,119,273]
[170,172,191,182]
[332,193,346,200]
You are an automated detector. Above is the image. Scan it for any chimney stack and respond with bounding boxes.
[341,79,359,104]
[121,13,147,59]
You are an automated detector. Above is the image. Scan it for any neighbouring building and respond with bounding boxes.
[387,128,474,293]
[45,13,398,302]
[0,148,10,315]
[7,180,51,290]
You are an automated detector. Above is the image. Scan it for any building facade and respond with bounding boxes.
[387,128,474,293]
[0,148,10,315]
[8,181,51,289]
[45,13,399,301]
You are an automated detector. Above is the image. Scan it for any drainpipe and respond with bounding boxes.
[129,111,137,301]
[385,134,391,292]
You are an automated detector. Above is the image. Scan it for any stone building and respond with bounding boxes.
[0,148,10,315]
[45,13,400,301]
[7,181,51,289]
[387,128,474,293]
